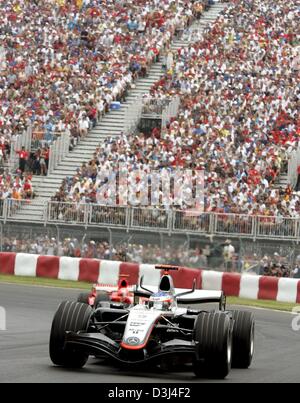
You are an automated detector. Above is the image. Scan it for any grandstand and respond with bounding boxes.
[1,0,300,258]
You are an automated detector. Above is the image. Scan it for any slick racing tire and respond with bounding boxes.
[231,311,255,369]
[94,291,110,308]
[50,301,92,368]
[77,293,90,304]
[193,312,232,379]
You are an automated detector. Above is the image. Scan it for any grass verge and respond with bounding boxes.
[0,274,91,290]
[227,297,299,312]
[0,274,299,312]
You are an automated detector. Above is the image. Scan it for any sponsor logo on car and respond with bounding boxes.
[126,337,141,346]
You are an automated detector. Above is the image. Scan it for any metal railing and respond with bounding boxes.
[162,96,180,128]
[5,199,31,220]
[44,202,300,241]
[288,144,300,188]
[0,199,5,219]
[141,96,181,129]
[47,201,89,226]
[256,216,299,240]
[173,211,212,233]
[3,200,300,241]
[141,97,170,117]
[124,96,143,135]
[89,205,129,228]
[48,131,70,175]
[9,125,32,172]
[182,27,204,43]
[214,213,256,238]
[131,207,172,230]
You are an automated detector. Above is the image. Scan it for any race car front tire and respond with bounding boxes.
[193,312,232,379]
[49,301,92,368]
[77,293,90,304]
[231,310,255,368]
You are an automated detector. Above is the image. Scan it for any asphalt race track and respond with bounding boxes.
[0,283,300,383]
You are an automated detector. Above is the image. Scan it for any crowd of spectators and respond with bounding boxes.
[0,235,209,268]
[53,0,300,220]
[0,170,34,207]
[0,0,210,205]
[3,233,300,277]
[150,0,300,218]
[257,253,294,278]
[0,0,202,151]
[241,249,300,278]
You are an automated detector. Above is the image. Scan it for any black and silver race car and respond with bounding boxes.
[49,266,254,379]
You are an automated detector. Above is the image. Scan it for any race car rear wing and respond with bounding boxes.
[134,278,224,306]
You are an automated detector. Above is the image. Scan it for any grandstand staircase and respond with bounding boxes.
[7,1,227,223]
[274,173,289,190]
[0,160,10,172]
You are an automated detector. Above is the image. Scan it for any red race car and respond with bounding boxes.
[77,276,134,308]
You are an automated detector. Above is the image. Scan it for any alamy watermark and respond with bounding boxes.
[0,307,6,331]
[291,307,300,332]
[96,167,205,210]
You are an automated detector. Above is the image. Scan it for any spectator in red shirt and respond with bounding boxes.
[16,147,29,173]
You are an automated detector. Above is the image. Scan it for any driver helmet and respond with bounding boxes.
[148,291,173,311]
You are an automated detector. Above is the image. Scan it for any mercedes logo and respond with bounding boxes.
[126,337,140,346]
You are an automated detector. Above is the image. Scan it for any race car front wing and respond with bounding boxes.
[65,331,196,364]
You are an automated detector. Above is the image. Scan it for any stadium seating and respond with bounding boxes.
[54,0,300,218]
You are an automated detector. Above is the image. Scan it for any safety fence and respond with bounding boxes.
[2,200,300,241]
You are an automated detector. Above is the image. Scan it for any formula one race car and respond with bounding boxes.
[77,276,133,307]
[49,266,255,379]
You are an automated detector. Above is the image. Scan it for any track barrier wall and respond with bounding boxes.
[0,253,299,303]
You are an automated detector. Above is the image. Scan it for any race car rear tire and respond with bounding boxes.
[193,312,232,379]
[50,301,92,368]
[94,291,110,308]
[231,310,255,368]
[77,293,89,304]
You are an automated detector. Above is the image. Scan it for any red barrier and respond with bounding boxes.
[297,281,300,304]
[78,259,100,283]
[258,276,279,300]
[222,273,241,297]
[0,252,16,275]
[36,256,60,279]
[120,263,140,285]
[170,268,202,289]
